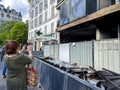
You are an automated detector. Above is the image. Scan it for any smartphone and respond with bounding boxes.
[25,43,28,50]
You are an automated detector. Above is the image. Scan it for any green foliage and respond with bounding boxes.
[9,22,28,45]
[0,21,16,33]
[0,21,28,46]
[0,21,16,45]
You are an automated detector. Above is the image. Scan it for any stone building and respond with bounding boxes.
[0,4,22,26]
[27,0,59,51]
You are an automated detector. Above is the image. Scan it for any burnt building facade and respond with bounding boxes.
[56,0,120,43]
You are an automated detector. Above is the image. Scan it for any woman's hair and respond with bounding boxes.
[6,40,19,55]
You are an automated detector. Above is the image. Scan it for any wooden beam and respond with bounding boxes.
[57,3,120,32]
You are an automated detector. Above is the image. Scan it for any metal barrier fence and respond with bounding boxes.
[32,51,44,57]
[33,57,101,90]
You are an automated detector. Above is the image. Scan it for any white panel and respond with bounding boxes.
[103,41,109,69]
[108,40,114,71]
[94,41,99,70]
[70,41,93,68]
[113,40,120,73]
[81,42,84,66]
[54,45,59,59]
[98,41,104,70]
[59,44,70,62]
[51,42,93,67]
[49,45,54,57]
[94,39,120,73]
[78,42,82,66]
[44,45,50,57]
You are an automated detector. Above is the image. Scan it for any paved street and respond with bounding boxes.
[0,61,41,90]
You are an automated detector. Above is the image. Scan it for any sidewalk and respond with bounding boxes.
[0,62,41,90]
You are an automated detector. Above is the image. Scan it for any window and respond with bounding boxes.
[35,0,38,4]
[31,10,34,18]
[44,0,48,10]
[34,19,36,27]
[28,32,30,38]
[29,21,32,29]
[39,14,42,24]
[51,22,54,33]
[1,13,4,17]
[30,21,33,29]
[35,18,38,27]
[31,21,33,28]
[30,2,32,8]
[31,0,34,7]
[35,6,38,16]
[7,14,11,19]
[32,10,33,18]
[44,26,47,35]
[6,14,9,17]
[34,30,37,37]
[1,21,4,25]
[50,0,55,4]
[32,31,34,37]
[45,11,48,21]
[39,2,43,14]
[51,6,54,18]
[30,12,31,18]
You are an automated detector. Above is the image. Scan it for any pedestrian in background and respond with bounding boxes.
[1,46,5,62]
[39,47,44,57]
[4,40,33,90]
[1,40,9,78]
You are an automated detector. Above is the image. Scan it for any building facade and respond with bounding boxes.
[56,0,120,43]
[28,0,59,51]
[0,4,22,26]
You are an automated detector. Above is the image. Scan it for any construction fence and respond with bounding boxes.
[43,39,120,73]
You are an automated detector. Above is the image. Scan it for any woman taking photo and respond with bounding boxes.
[4,40,33,90]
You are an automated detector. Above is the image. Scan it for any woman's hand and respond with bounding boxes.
[19,45,26,53]
[27,45,32,52]
[27,45,33,58]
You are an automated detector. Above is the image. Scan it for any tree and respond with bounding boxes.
[0,21,28,46]
[0,21,17,45]
[0,21,16,33]
[9,22,28,45]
